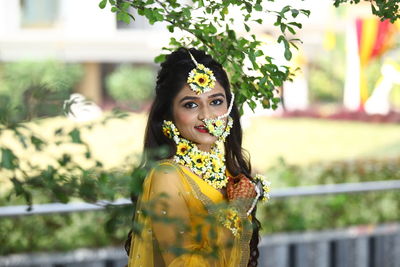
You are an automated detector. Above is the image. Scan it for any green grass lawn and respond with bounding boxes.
[243,117,400,172]
[2,113,400,178]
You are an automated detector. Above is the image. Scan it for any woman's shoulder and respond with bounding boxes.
[145,160,189,194]
[149,160,183,181]
[152,159,179,172]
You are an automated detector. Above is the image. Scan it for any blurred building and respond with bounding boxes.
[0,0,169,104]
[1,0,392,112]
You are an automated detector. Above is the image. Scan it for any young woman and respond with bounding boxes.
[126,48,270,267]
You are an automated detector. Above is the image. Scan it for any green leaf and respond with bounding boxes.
[287,26,296,35]
[274,15,282,26]
[15,131,28,149]
[291,9,299,18]
[300,9,311,17]
[117,12,131,24]
[254,50,264,57]
[284,48,292,61]
[244,24,250,32]
[58,154,71,167]
[68,128,82,144]
[99,0,107,9]
[280,23,286,33]
[248,99,257,111]
[111,6,118,13]
[281,5,291,15]
[121,2,130,11]
[254,4,262,12]
[259,75,267,86]
[154,54,166,63]
[245,3,252,13]
[1,148,18,170]
[208,23,217,34]
[228,30,236,40]
[272,97,281,104]
[288,22,302,29]
[31,135,45,151]
[167,24,174,33]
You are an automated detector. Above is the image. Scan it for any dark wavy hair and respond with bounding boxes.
[125,47,261,266]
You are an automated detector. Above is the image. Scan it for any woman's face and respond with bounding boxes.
[172,82,228,152]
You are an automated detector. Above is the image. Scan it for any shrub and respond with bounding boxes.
[1,157,399,254]
[0,61,83,120]
[259,157,400,234]
[105,64,155,108]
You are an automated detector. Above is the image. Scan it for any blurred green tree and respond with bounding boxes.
[105,64,155,109]
[0,61,83,121]
[100,0,398,111]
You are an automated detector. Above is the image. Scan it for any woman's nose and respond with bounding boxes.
[198,105,212,121]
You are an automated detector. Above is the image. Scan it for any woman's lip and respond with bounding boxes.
[194,126,208,133]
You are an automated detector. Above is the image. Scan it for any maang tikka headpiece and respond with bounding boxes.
[187,51,216,95]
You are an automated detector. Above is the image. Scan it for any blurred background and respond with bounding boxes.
[0,0,399,266]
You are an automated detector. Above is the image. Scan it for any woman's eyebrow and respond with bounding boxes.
[179,93,225,103]
[179,96,199,103]
[208,93,225,99]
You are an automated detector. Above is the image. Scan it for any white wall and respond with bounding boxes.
[0,0,20,35]
[59,0,116,36]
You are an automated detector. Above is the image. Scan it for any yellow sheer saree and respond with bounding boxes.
[128,160,253,267]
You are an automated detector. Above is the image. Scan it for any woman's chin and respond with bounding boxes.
[196,138,218,150]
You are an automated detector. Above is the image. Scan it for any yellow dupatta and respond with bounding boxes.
[128,160,252,267]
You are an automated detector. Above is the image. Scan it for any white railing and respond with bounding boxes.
[1,180,399,267]
[1,179,400,217]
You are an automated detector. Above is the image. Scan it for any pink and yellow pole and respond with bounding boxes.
[356,18,395,110]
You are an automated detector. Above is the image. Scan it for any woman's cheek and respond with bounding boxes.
[178,110,196,124]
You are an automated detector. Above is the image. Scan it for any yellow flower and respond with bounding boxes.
[162,127,171,138]
[192,154,206,169]
[208,124,215,132]
[203,172,212,179]
[209,80,215,88]
[215,119,223,127]
[176,142,190,156]
[212,158,222,172]
[194,73,210,87]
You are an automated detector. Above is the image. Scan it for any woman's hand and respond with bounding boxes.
[226,174,257,213]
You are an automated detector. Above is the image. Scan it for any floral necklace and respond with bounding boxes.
[162,118,233,189]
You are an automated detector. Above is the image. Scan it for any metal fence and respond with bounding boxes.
[1,180,399,267]
[1,179,400,217]
[259,223,400,267]
[1,223,399,267]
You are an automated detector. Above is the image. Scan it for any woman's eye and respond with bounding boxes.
[210,99,223,105]
[183,102,198,109]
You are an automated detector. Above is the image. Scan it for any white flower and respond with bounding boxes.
[63,93,102,122]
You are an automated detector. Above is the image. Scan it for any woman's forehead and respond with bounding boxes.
[175,82,226,99]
